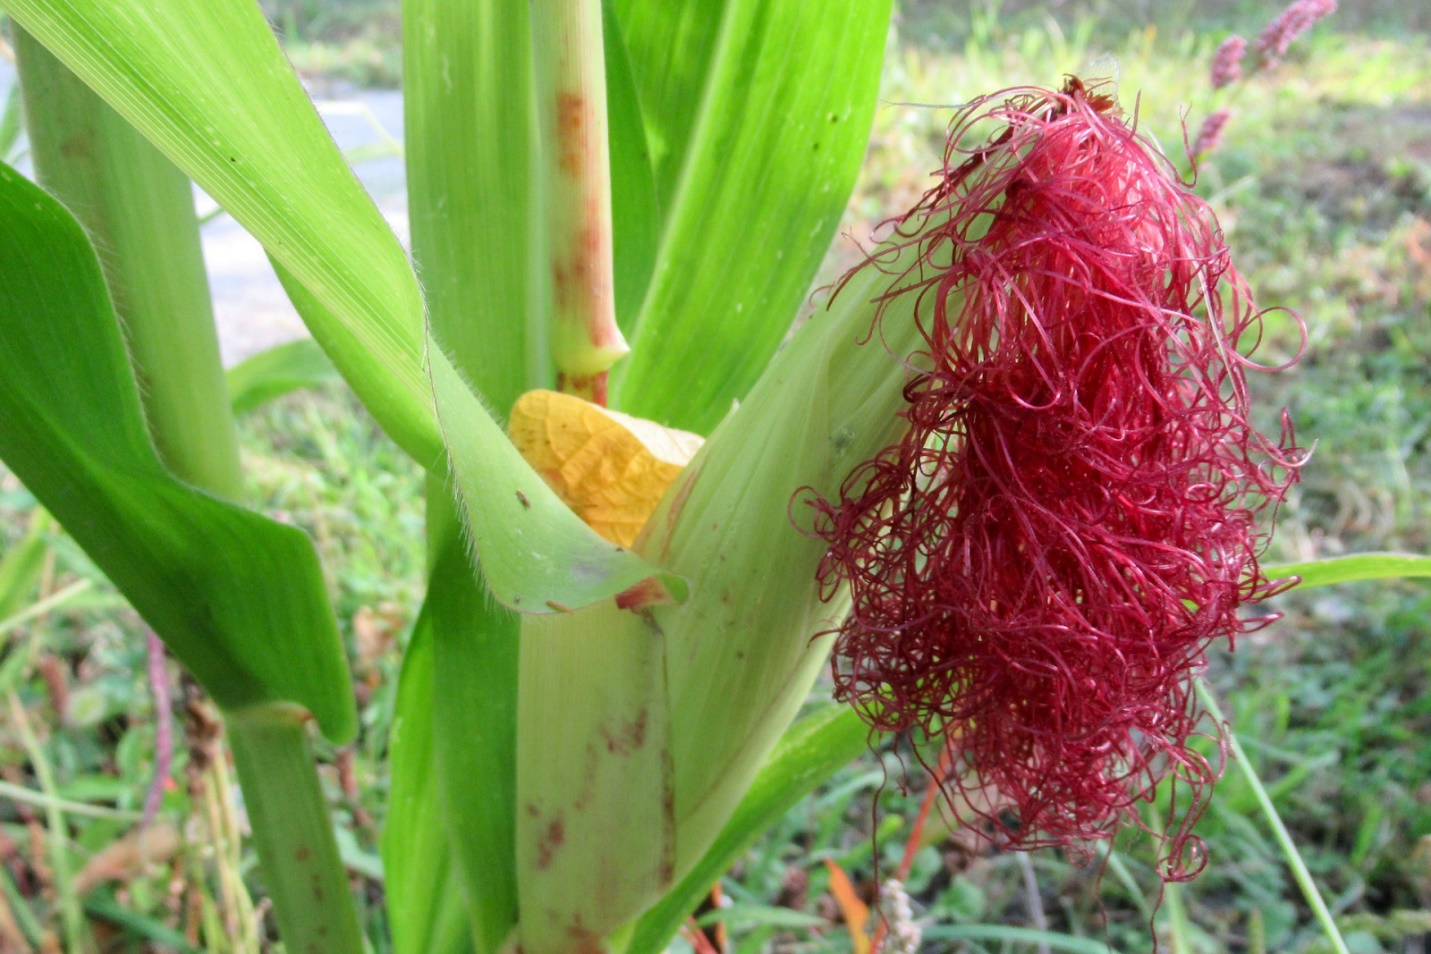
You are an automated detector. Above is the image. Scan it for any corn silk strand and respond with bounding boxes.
[804,80,1304,879]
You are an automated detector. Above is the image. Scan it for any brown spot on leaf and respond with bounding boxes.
[573,743,600,811]
[535,815,566,870]
[556,91,585,177]
[566,925,606,954]
[615,576,675,611]
[556,371,609,406]
[59,129,96,161]
[600,709,649,756]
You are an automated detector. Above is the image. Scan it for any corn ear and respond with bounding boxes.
[515,601,673,954]
[638,266,926,876]
[512,249,932,949]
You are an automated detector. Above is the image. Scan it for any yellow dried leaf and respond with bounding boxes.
[508,390,704,548]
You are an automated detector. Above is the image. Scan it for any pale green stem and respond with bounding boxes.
[14,29,242,500]
[531,0,627,400]
[1196,679,1351,954]
[227,704,366,954]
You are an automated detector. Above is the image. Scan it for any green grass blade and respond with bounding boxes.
[1197,681,1351,954]
[403,0,545,410]
[0,864,44,950]
[610,0,895,432]
[624,705,869,954]
[0,511,50,621]
[6,693,87,952]
[429,536,520,954]
[428,342,685,612]
[0,162,354,742]
[84,895,202,954]
[1267,553,1431,589]
[919,925,1114,953]
[694,906,827,931]
[383,600,479,954]
[0,778,140,820]
[226,339,340,416]
[0,581,92,648]
[4,0,440,461]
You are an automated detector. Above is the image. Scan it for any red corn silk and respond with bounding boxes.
[808,79,1303,878]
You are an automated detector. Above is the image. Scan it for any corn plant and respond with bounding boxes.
[1,1,1429,953]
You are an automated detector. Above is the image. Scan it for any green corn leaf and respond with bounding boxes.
[610,0,895,433]
[606,0,721,217]
[429,535,520,954]
[383,599,479,954]
[9,0,692,614]
[1267,553,1431,589]
[624,705,869,954]
[403,0,546,409]
[635,265,923,878]
[269,262,678,612]
[3,0,439,462]
[226,339,341,417]
[603,0,660,337]
[0,162,354,742]
[398,4,532,948]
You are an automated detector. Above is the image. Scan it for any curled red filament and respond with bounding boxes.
[808,80,1303,877]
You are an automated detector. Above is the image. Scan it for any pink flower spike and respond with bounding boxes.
[808,79,1304,878]
[1193,108,1233,158]
[1210,35,1247,88]
[1256,0,1337,67]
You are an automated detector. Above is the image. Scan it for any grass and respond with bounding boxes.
[2,1,1430,951]
[260,0,402,88]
